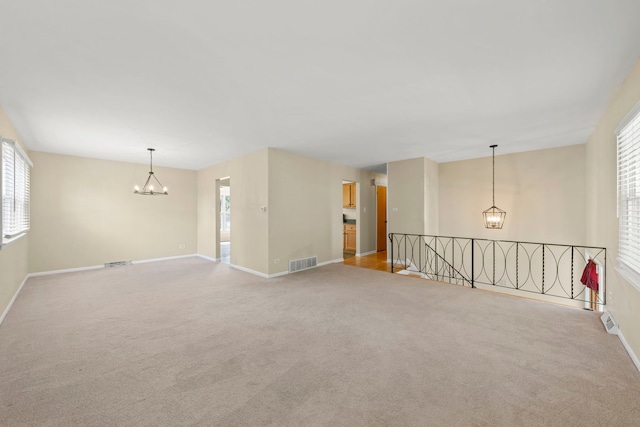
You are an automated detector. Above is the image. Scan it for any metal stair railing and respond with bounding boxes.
[389,233,474,288]
[388,233,607,308]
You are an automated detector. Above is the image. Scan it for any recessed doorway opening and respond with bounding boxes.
[219,177,230,264]
[342,180,357,259]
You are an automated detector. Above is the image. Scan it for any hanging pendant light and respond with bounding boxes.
[134,148,168,195]
[482,144,506,229]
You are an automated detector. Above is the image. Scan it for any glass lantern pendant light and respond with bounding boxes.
[134,148,168,195]
[482,144,506,229]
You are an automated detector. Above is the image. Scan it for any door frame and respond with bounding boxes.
[376,185,387,252]
[216,177,231,263]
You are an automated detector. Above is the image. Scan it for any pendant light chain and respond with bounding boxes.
[483,144,505,229]
[492,145,495,206]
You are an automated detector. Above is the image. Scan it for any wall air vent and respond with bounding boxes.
[105,260,131,268]
[289,256,318,273]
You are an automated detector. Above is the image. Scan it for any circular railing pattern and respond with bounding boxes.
[389,233,606,305]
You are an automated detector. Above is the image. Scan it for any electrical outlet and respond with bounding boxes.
[179,244,185,249]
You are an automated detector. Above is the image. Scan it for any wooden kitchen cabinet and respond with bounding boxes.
[344,223,356,253]
[342,183,356,208]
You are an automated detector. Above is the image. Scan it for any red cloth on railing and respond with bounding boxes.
[580,259,599,293]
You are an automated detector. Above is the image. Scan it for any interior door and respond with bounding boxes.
[376,186,387,252]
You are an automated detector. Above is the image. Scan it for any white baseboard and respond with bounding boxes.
[27,264,104,277]
[132,254,198,264]
[271,258,341,277]
[318,258,344,267]
[231,258,344,279]
[29,254,201,277]
[230,263,270,278]
[604,308,640,373]
[356,250,377,257]
[0,275,29,327]
[197,254,219,262]
[269,271,290,278]
[617,329,640,373]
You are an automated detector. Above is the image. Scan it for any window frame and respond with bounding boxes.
[616,101,640,292]
[1,137,33,249]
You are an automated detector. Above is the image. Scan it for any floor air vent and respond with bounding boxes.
[289,256,318,273]
[105,260,131,268]
[601,312,618,335]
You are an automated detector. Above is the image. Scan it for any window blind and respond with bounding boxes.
[1,138,32,244]
[617,103,640,275]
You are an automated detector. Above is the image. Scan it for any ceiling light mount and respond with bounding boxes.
[482,144,505,229]
[134,148,168,195]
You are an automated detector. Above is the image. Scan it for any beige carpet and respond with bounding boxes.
[1,257,639,426]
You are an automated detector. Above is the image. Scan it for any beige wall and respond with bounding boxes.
[28,152,197,272]
[388,157,439,237]
[373,172,388,187]
[0,107,30,317]
[356,170,379,257]
[197,149,269,274]
[388,157,426,236]
[424,158,439,235]
[267,149,378,275]
[439,145,586,244]
[585,59,640,359]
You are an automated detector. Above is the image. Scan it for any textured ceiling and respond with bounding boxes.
[1,0,640,171]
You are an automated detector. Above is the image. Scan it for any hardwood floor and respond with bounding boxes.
[342,250,391,273]
[342,250,419,278]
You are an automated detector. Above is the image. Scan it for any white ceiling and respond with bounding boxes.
[1,1,639,172]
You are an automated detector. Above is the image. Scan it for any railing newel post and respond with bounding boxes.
[542,244,545,294]
[571,246,574,299]
[434,238,438,282]
[516,242,519,290]
[404,235,407,270]
[390,233,394,273]
[418,237,427,274]
[450,238,454,284]
[492,240,496,286]
[603,249,607,305]
[471,239,475,288]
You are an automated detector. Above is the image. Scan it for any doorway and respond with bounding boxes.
[219,177,231,263]
[342,180,357,258]
[376,186,387,252]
